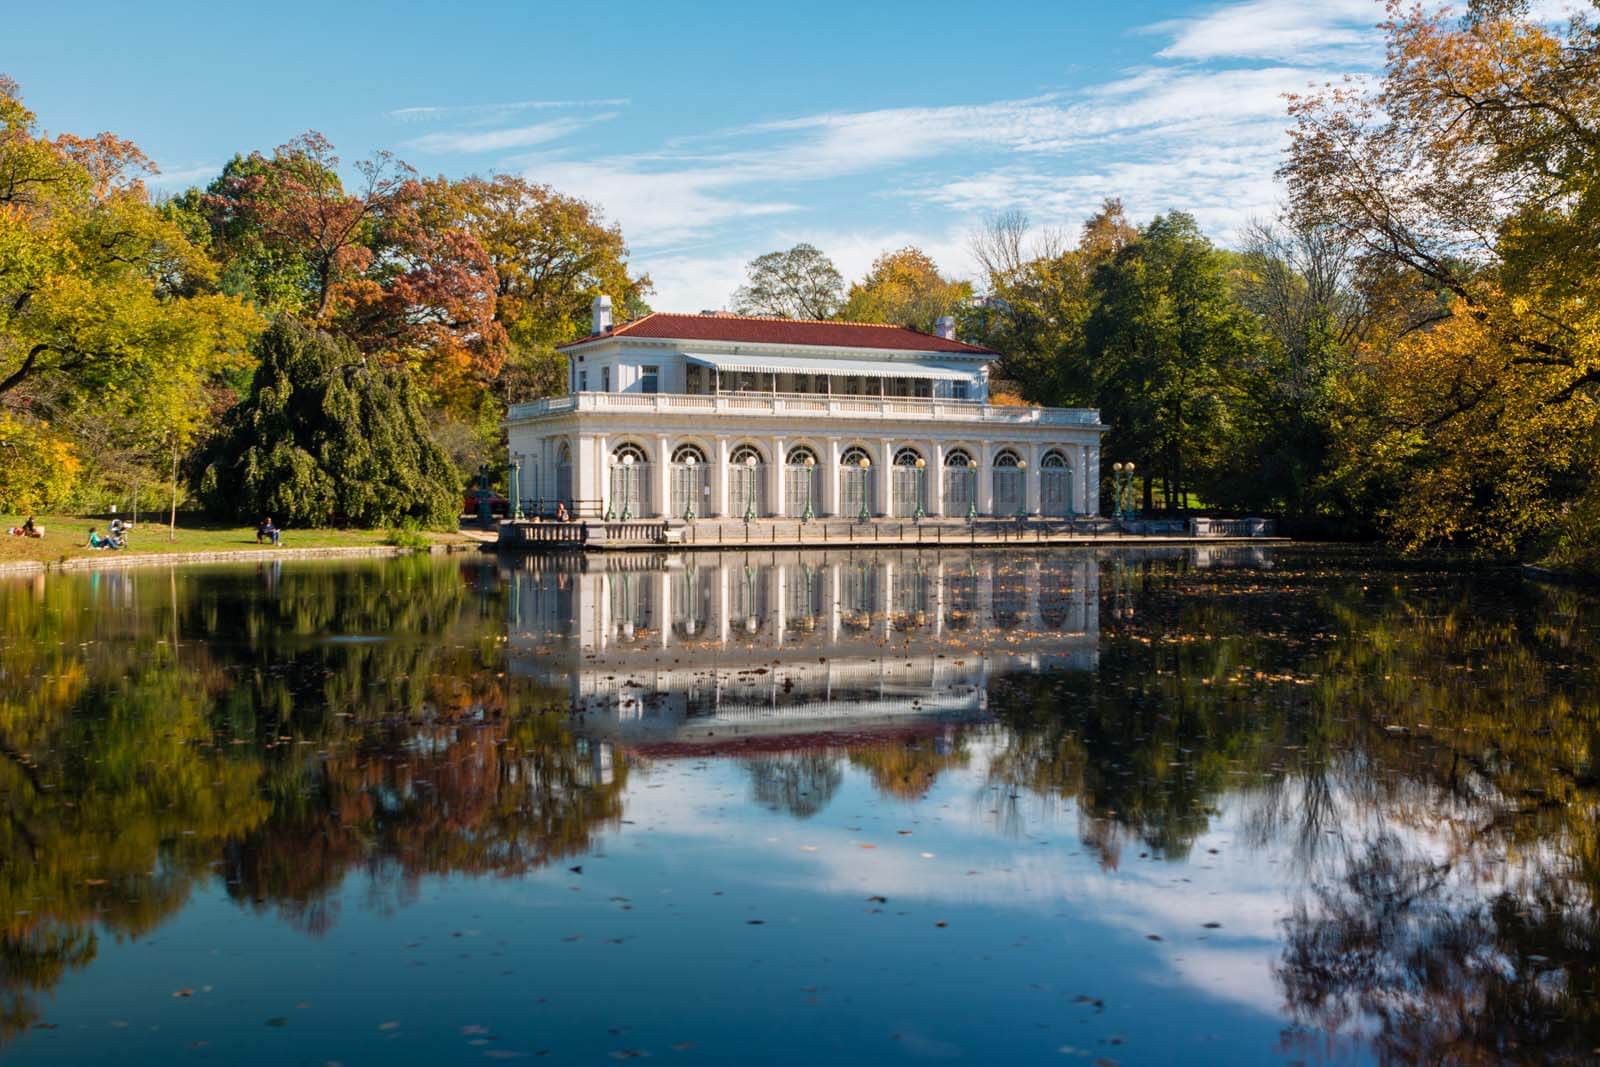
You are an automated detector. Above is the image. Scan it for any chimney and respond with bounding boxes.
[592,294,614,334]
[935,315,956,340]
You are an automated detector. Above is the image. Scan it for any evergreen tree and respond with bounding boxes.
[199,319,460,527]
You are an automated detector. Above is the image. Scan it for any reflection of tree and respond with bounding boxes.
[746,751,843,818]
[224,711,629,931]
[0,559,626,1039]
[1279,833,1600,1066]
[847,733,969,801]
[0,576,269,1040]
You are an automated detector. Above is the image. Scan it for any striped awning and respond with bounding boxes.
[686,352,972,382]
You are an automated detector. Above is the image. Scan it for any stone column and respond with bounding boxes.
[977,441,994,516]
[1086,444,1101,517]
[930,441,945,517]
[1026,441,1042,516]
[824,438,842,516]
[770,436,786,518]
[656,435,671,518]
[592,434,608,519]
[714,438,730,518]
[877,438,893,517]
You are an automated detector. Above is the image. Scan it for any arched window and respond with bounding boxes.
[671,445,707,519]
[785,446,821,516]
[891,447,927,515]
[840,446,874,517]
[557,441,572,463]
[611,442,649,465]
[608,443,651,517]
[729,444,766,518]
[992,449,1024,515]
[1040,449,1074,517]
[944,448,973,467]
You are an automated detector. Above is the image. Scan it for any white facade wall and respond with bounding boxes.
[513,334,1105,519]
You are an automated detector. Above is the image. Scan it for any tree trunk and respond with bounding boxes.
[169,437,178,542]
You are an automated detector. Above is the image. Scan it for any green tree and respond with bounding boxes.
[965,202,1135,405]
[1086,212,1252,510]
[199,318,460,527]
[732,243,844,319]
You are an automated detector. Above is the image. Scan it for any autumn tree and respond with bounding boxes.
[197,134,505,405]
[732,243,844,319]
[840,246,971,332]
[0,74,259,506]
[413,174,651,404]
[1282,1,1600,556]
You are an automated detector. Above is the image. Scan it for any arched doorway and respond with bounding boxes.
[891,447,927,517]
[840,446,874,519]
[992,449,1024,516]
[671,444,708,520]
[943,448,975,518]
[729,444,766,519]
[1041,450,1074,517]
[608,442,651,519]
[785,445,821,518]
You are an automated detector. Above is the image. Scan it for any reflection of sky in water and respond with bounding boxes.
[4,545,1596,1065]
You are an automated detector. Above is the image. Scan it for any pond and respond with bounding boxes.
[1,546,1596,1065]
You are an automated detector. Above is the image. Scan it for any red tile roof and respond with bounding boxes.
[559,313,997,355]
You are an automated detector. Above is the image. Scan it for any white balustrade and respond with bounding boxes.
[507,391,1100,426]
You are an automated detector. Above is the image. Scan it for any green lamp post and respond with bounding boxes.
[620,453,635,521]
[682,454,697,522]
[509,456,523,521]
[742,454,758,526]
[801,455,816,524]
[913,456,927,522]
[1015,459,1029,520]
[856,455,871,523]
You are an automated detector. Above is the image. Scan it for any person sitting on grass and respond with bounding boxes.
[256,516,282,545]
[86,527,120,550]
[22,515,39,537]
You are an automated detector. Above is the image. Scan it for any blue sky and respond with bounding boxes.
[9,0,1416,308]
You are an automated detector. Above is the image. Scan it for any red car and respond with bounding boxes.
[463,489,510,517]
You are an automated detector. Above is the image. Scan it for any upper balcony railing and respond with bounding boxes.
[507,391,1101,426]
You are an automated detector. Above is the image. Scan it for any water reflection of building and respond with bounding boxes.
[505,550,1099,746]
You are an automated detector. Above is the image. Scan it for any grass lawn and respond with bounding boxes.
[0,513,472,566]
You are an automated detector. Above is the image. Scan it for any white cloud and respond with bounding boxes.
[403,114,619,154]
[151,162,221,187]
[493,0,1395,307]
[389,98,630,122]
[1148,0,1384,62]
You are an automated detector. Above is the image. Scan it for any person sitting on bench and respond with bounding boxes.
[257,517,282,545]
